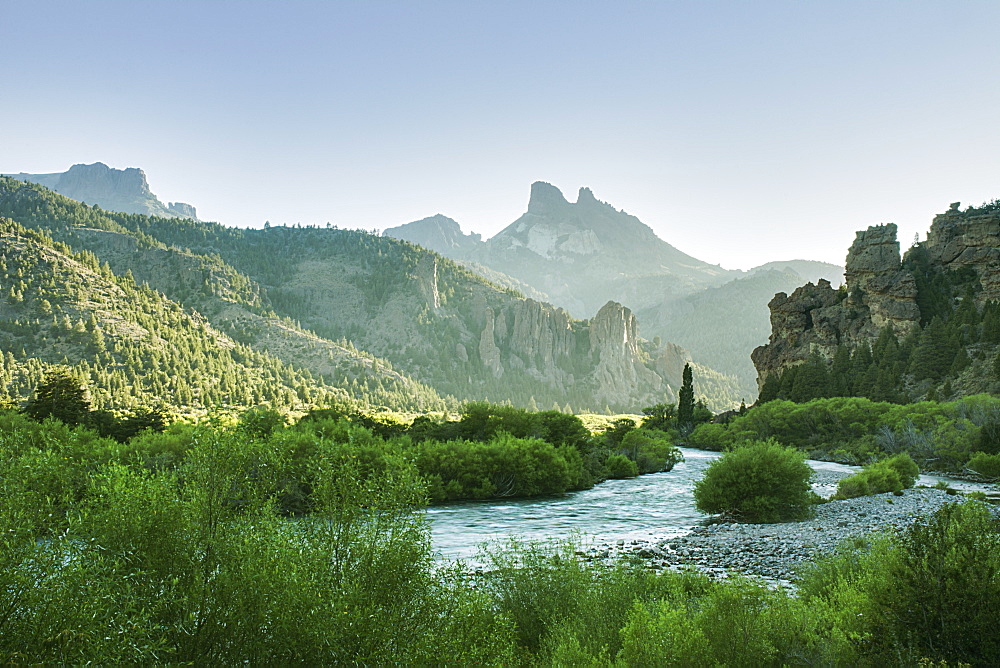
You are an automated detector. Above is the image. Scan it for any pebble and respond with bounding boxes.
[583,484,999,588]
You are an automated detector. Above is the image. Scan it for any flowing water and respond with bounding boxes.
[428,447,997,560]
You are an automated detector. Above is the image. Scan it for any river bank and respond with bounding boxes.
[587,476,1000,584]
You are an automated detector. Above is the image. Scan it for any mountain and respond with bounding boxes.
[752,200,1000,403]
[0,176,742,413]
[385,183,843,400]
[4,162,198,220]
[386,182,735,316]
[467,182,734,315]
[0,218,356,413]
[383,214,483,255]
[743,260,843,287]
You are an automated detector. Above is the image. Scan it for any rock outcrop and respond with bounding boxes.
[843,223,920,336]
[588,301,665,407]
[752,223,920,389]
[5,162,198,220]
[168,202,198,219]
[925,203,1000,302]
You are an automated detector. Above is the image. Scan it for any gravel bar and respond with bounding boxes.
[584,481,999,586]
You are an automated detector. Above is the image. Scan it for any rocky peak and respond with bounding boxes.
[526,181,569,215]
[58,162,150,199]
[383,214,482,255]
[576,186,598,205]
[844,223,901,289]
[168,202,198,219]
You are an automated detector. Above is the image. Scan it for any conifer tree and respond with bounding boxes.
[677,363,694,428]
[23,367,92,426]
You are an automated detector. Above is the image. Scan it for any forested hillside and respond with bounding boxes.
[0,218,361,413]
[0,177,741,412]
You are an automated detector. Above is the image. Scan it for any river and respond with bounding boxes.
[428,447,997,560]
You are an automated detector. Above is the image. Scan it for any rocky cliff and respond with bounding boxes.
[752,223,919,388]
[925,202,1000,302]
[752,203,1000,397]
[5,163,198,220]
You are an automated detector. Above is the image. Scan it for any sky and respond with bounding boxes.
[3,1,999,270]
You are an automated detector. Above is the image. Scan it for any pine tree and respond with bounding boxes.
[23,367,92,426]
[677,363,694,427]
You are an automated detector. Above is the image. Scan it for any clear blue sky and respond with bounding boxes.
[3,1,999,269]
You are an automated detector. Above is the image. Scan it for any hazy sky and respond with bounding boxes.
[4,1,999,270]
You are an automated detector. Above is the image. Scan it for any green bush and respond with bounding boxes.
[968,451,1000,478]
[604,453,638,479]
[833,453,919,499]
[620,428,683,474]
[693,439,814,522]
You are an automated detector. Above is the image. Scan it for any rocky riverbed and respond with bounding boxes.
[584,470,999,586]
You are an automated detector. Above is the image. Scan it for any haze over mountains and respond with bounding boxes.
[1,162,847,412]
[0,170,749,416]
[5,162,199,221]
[386,181,842,399]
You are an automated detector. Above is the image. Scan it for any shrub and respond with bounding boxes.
[968,451,1000,478]
[693,439,814,522]
[873,502,1000,664]
[619,429,683,474]
[604,453,638,479]
[833,453,919,499]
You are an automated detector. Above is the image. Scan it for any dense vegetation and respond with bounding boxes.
[2,406,997,664]
[0,213,451,413]
[688,394,1000,472]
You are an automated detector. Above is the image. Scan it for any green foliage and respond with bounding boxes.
[693,439,814,522]
[801,501,1000,665]
[690,394,1000,472]
[968,451,1000,477]
[3,405,996,665]
[0,415,513,664]
[619,428,683,474]
[640,402,675,431]
[415,434,581,501]
[22,366,91,425]
[677,362,695,428]
[834,453,919,499]
[603,453,639,479]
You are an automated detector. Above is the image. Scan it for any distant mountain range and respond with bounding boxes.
[0,164,845,410]
[0,174,743,415]
[385,182,843,399]
[4,162,199,220]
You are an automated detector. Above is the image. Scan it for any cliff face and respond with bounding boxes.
[752,203,1000,394]
[752,223,920,388]
[5,163,198,220]
[588,301,667,407]
[474,298,688,408]
[925,203,1000,302]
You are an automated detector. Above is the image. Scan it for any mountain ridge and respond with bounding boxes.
[4,162,198,221]
[0,176,742,412]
